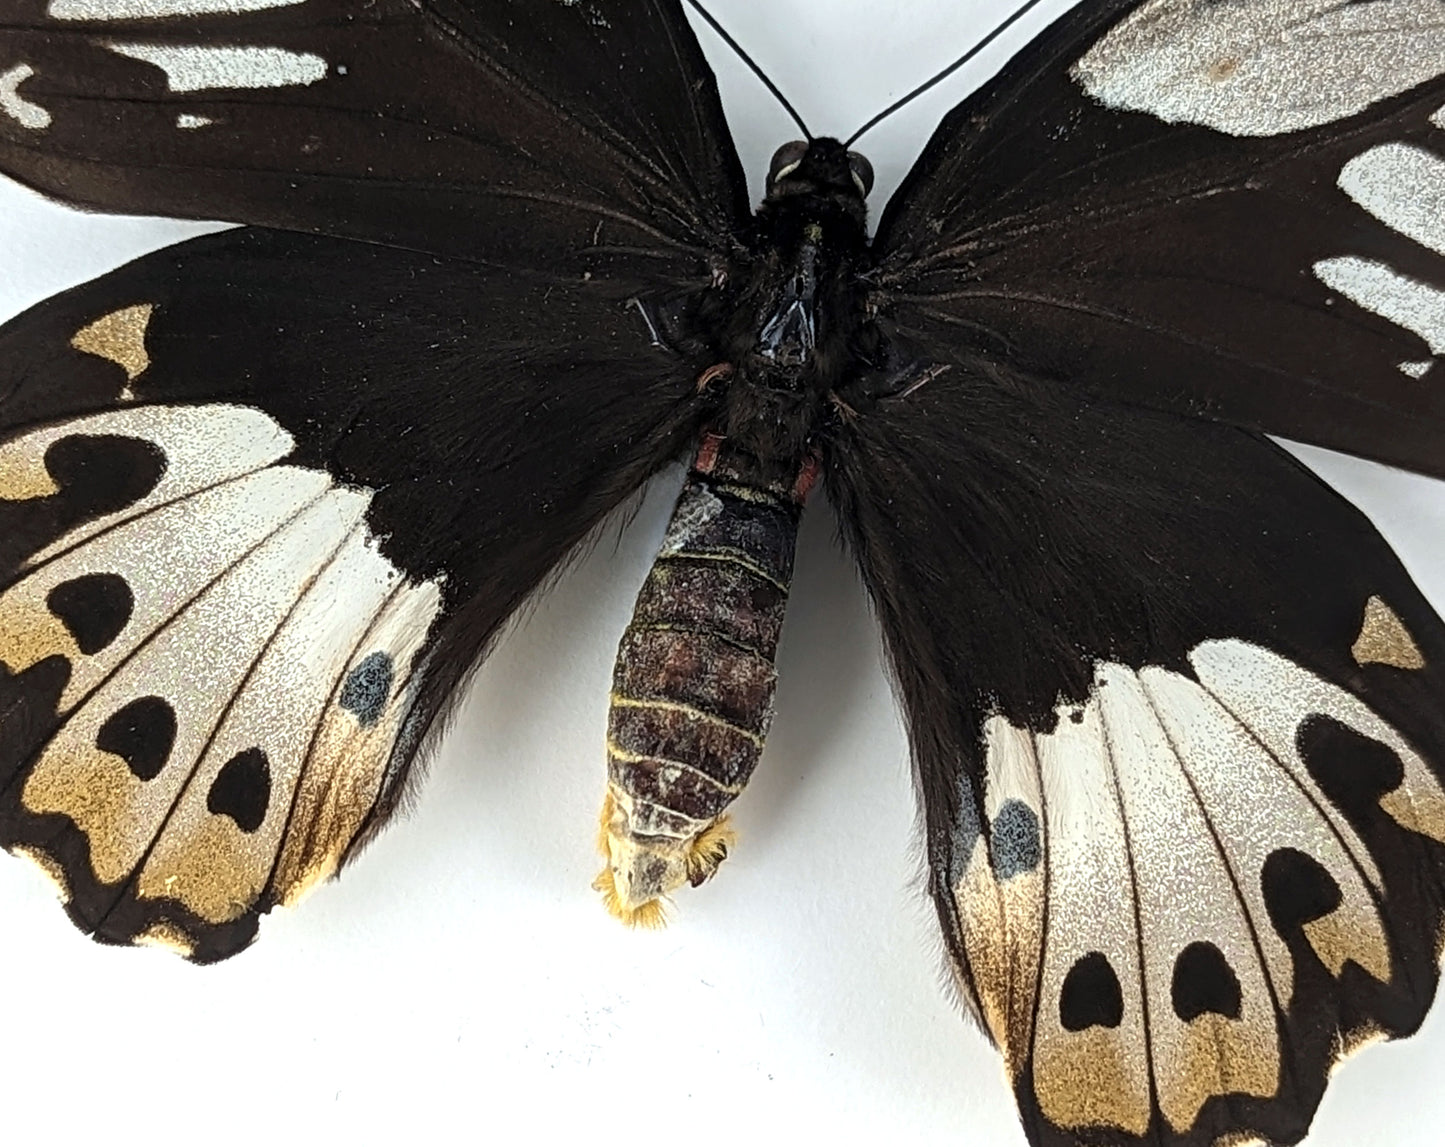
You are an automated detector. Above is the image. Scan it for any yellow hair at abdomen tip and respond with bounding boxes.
[592,866,670,929]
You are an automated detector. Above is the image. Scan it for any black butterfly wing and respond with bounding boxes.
[0,225,706,962]
[0,0,748,280]
[826,362,1445,1147]
[870,0,1445,478]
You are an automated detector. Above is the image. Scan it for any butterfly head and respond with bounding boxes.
[765,138,874,224]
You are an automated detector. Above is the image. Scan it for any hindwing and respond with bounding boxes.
[0,226,705,959]
[829,357,1445,1146]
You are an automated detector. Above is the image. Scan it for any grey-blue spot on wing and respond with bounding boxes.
[339,651,393,728]
[990,798,1042,879]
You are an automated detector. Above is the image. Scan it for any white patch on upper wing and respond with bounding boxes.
[1399,360,1433,378]
[1339,143,1445,257]
[176,113,213,129]
[1313,256,1445,354]
[1072,0,1445,136]
[50,0,302,16]
[0,64,51,130]
[105,43,327,92]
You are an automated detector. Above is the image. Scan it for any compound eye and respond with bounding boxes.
[768,140,809,184]
[847,150,875,198]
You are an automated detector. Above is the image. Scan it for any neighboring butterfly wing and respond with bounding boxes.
[0,226,706,962]
[0,0,748,280]
[827,368,1445,1147]
[871,0,1445,478]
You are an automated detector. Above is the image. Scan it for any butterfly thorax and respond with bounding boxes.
[594,141,871,923]
[708,139,875,463]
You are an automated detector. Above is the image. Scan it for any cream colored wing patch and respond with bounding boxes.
[1072,0,1445,137]
[0,400,443,959]
[954,636,1445,1138]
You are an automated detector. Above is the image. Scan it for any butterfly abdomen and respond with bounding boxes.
[595,434,815,924]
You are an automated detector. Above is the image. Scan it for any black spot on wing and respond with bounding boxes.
[46,573,133,655]
[1297,715,1403,823]
[206,748,271,833]
[1262,847,1343,934]
[1172,941,1243,1021]
[990,798,1041,878]
[340,652,392,727]
[0,435,165,574]
[96,696,176,781]
[1060,951,1124,1031]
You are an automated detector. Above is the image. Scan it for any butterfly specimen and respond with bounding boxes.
[2,0,1445,1141]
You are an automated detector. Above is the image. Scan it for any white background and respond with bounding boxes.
[1,1,1444,1144]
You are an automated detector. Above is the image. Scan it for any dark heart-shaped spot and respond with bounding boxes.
[339,651,393,728]
[1262,847,1342,934]
[990,799,1041,879]
[96,696,176,781]
[47,572,133,655]
[1172,941,1243,1022]
[45,434,167,515]
[0,436,165,568]
[206,748,271,833]
[1297,715,1404,822]
[1060,951,1124,1031]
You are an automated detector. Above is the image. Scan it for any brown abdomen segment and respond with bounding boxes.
[598,436,813,920]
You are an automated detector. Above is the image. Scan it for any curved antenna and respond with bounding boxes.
[685,0,812,140]
[844,0,1054,147]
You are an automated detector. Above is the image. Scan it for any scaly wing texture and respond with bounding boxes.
[871,0,1445,478]
[0,227,705,962]
[827,359,1445,1146]
[0,0,748,282]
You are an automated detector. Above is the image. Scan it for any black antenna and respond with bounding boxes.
[685,0,812,140]
[844,0,1054,146]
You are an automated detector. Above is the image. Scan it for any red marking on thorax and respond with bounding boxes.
[693,433,725,475]
[790,455,820,504]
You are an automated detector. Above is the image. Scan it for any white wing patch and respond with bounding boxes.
[49,0,303,17]
[1303,110,1445,369]
[0,388,443,945]
[1072,0,1445,136]
[104,43,327,92]
[1339,143,1445,258]
[0,63,51,131]
[955,636,1445,1135]
[1313,256,1445,355]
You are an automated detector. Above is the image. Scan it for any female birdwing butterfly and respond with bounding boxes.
[2,0,1445,1132]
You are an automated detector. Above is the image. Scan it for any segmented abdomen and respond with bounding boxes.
[607,435,812,838]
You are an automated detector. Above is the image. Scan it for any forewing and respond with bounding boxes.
[0,0,748,281]
[827,365,1445,1147]
[871,0,1445,478]
[0,227,704,961]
